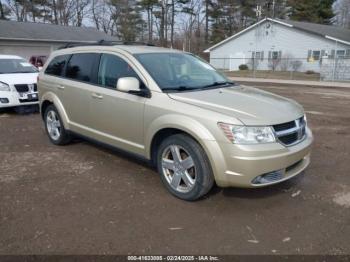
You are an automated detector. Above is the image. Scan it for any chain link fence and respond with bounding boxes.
[210,57,350,82]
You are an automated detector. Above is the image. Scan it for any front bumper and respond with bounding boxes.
[0,91,39,108]
[208,128,313,188]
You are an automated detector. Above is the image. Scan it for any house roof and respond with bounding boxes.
[0,20,117,43]
[204,18,350,52]
[283,19,350,43]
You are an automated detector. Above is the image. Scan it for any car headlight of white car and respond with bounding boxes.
[218,123,276,144]
[0,81,10,92]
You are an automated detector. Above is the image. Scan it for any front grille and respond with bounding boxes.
[14,84,37,93]
[273,117,306,146]
[279,132,298,145]
[14,84,29,93]
[273,121,296,132]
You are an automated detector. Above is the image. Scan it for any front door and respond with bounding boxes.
[88,53,147,155]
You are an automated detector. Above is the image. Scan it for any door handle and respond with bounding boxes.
[92,93,103,99]
[57,85,65,90]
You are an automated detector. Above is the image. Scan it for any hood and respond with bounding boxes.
[168,85,304,126]
[0,73,38,85]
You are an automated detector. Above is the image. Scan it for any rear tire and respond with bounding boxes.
[156,134,214,201]
[44,105,72,145]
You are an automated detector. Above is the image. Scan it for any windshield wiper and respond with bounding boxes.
[163,86,198,92]
[201,81,235,89]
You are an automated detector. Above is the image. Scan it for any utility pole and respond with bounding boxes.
[253,5,262,78]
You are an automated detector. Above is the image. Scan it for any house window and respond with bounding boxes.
[272,51,280,60]
[336,50,346,58]
[268,51,281,61]
[252,51,264,61]
[329,49,347,59]
[346,50,350,58]
[307,50,321,61]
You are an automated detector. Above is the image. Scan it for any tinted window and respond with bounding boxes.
[98,54,139,88]
[45,55,69,76]
[66,53,99,83]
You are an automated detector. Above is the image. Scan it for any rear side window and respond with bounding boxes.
[98,54,139,88]
[66,53,99,83]
[45,55,69,76]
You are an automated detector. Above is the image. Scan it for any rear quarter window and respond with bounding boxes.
[45,55,70,77]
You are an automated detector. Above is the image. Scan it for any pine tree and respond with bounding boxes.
[288,0,335,24]
[110,0,144,41]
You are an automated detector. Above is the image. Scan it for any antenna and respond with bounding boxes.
[256,5,262,20]
[272,0,276,18]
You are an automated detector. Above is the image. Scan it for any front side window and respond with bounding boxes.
[0,59,38,74]
[66,53,99,83]
[98,54,139,89]
[134,53,230,91]
[45,55,70,76]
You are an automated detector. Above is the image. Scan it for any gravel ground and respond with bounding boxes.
[0,84,349,255]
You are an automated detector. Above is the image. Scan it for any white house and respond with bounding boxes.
[0,20,117,60]
[204,18,350,74]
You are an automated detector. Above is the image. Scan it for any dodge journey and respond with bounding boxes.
[38,43,313,201]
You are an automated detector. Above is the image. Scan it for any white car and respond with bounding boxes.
[0,55,39,109]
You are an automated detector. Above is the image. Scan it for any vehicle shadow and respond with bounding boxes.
[73,135,154,170]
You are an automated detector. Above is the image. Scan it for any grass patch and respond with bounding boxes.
[224,70,321,81]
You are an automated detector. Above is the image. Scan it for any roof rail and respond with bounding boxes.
[58,40,155,49]
[98,40,155,46]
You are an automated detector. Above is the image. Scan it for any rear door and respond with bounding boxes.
[41,54,71,111]
[62,52,100,130]
[88,53,147,155]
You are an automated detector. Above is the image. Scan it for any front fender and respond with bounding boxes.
[40,92,70,129]
[145,114,227,181]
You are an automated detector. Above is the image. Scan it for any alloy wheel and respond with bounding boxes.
[46,110,61,141]
[161,145,196,193]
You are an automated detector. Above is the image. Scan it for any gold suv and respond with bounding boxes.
[38,43,313,201]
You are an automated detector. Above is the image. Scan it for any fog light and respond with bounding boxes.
[0,98,9,103]
[252,170,284,185]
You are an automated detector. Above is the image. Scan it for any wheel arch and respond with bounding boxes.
[146,114,217,164]
[40,92,69,129]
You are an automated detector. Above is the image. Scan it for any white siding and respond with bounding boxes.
[209,21,349,72]
[0,41,62,61]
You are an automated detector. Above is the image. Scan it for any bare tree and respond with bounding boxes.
[334,0,350,28]
[0,1,11,19]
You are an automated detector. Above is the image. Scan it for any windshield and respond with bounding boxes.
[0,59,38,74]
[134,53,233,92]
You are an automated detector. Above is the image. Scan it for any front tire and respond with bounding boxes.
[44,105,71,145]
[157,134,214,201]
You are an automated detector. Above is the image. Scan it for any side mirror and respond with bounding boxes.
[116,77,151,98]
[116,77,140,92]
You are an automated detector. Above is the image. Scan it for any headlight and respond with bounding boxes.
[0,82,10,91]
[218,123,276,144]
